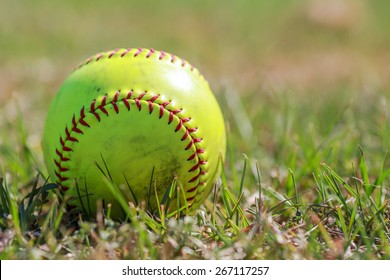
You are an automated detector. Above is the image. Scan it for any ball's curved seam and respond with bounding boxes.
[74,48,201,78]
[53,89,208,207]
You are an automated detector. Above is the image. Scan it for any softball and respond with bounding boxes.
[42,48,226,218]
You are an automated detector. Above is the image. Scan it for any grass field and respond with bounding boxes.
[1,0,390,259]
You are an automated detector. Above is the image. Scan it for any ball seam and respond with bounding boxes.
[74,48,201,78]
[53,90,208,207]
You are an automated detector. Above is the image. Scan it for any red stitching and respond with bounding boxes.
[55,171,68,182]
[96,54,104,61]
[85,57,93,65]
[171,109,182,115]
[159,105,164,118]
[168,112,174,124]
[148,101,153,113]
[54,90,207,209]
[79,118,90,127]
[175,119,183,132]
[113,91,120,103]
[189,163,200,172]
[120,48,132,57]
[75,48,199,75]
[184,138,202,150]
[159,51,166,60]
[71,116,83,134]
[146,48,155,58]
[108,49,119,58]
[135,99,141,110]
[188,172,201,183]
[65,128,78,143]
[187,186,198,193]
[98,105,109,115]
[112,102,119,113]
[123,98,130,110]
[134,48,143,57]
[54,159,69,173]
[90,99,96,112]
[101,95,108,106]
[65,127,71,139]
[62,146,73,152]
[188,152,197,161]
[60,137,65,147]
[185,139,194,150]
[149,95,159,102]
[189,169,206,182]
[92,111,101,121]
[80,107,86,119]
[56,149,69,161]
[97,96,109,116]
[60,139,73,152]
[181,130,189,141]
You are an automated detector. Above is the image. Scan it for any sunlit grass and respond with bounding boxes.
[1,87,390,259]
[1,0,390,260]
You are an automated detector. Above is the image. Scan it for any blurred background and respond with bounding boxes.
[1,0,390,174]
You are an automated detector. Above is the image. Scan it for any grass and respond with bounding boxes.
[1,0,390,260]
[1,89,390,260]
